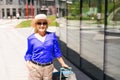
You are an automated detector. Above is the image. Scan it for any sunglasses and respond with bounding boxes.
[36,22,48,25]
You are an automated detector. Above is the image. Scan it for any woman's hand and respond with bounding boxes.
[57,57,70,69]
[61,63,69,69]
[26,61,35,70]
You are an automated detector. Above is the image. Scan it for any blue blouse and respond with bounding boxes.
[24,32,62,64]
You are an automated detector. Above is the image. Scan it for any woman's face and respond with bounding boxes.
[36,19,48,33]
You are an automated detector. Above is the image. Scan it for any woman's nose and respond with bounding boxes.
[40,24,43,26]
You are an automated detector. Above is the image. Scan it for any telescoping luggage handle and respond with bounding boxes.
[60,67,73,80]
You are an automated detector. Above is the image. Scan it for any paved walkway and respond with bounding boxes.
[0,19,92,80]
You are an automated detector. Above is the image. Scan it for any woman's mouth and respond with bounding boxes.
[38,27,46,32]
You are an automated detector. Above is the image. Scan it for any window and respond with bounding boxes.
[23,0,26,5]
[2,9,5,18]
[7,8,10,17]
[0,0,3,5]
[19,0,22,5]
[12,8,16,17]
[28,0,34,5]
[6,0,13,5]
[18,8,22,16]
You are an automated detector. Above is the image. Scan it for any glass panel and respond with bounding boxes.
[59,0,67,57]
[2,9,5,18]
[81,0,104,80]
[0,0,3,5]
[28,0,34,5]
[12,8,16,17]
[23,0,26,5]
[66,0,80,67]
[105,0,120,80]
[18,8,22,16]
[7,8,10,18]
[6,0,12,5]
[19,0,23,5]
[24,8,26,16]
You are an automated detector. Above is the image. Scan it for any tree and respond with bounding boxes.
[97,0,102,13]
[68,1,80,16]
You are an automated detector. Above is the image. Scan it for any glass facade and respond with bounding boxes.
[58,0,120,80]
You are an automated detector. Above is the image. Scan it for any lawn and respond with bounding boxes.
[15,15,59,28]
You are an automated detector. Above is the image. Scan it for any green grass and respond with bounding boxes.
[15,15,59,28]
[15,20,32,28]
[48,15,59,26]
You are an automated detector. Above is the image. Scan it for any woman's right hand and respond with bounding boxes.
[26,61,35,70]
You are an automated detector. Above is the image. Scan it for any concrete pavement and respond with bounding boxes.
[0,19,29,80]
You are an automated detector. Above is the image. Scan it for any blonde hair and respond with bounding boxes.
[31,19,48,33]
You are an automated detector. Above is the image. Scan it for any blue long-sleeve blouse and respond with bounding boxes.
[24,32,62,64]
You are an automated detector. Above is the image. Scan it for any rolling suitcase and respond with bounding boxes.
[53,67,77,80]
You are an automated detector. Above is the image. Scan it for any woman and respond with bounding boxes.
[24,14,69,80]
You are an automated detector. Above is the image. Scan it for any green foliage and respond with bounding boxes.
[108,2,114,13]
[68,1,80,17]
[67,15,80,20]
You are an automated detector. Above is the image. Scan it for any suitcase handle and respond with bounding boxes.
[60,67,72,71]
[60,67,72,80]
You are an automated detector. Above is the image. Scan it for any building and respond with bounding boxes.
[0,0,57,19]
